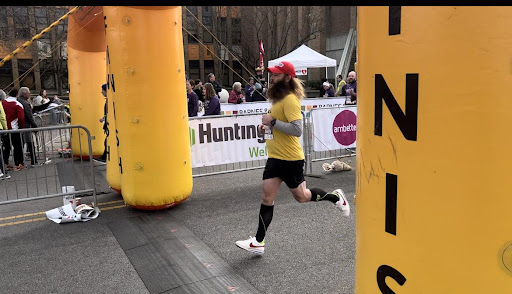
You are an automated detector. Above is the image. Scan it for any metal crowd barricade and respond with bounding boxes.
[33,104,70,127]
[189,112,268,177]
[190,111,312,177]
[189,107,356,178]
[304,106,356,174]
[0,125,97,206]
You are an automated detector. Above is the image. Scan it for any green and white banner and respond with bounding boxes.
[188,114,304,168]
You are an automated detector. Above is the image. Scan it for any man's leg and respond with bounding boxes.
[2,135,11,168]
[101,136,107,160]
[290,182,350,216]
[255,177,282,242]
[11,133,24,167]
[0,138,4,174]
[287,159,351,216]
[235,177,281,255]
[27,140,37,165]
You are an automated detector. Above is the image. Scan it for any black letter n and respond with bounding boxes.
[374,74,418,141]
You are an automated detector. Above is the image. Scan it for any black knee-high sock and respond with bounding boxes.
[309,188,339,203]
[255,204,274,243]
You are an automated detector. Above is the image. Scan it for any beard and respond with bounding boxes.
[267,78,290,102]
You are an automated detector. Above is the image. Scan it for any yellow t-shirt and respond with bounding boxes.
[266,93,305,161]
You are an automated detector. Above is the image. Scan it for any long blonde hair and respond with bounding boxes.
[203,83,216,100]
[267,76,305,103]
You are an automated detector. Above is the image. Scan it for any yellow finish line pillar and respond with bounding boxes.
[105,49,121,193]
[103,6,192,209]
[67,6,106,158]
[356,6,512,293]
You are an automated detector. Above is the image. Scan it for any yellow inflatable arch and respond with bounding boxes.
[103,6,192,209]
[357,6,512,293]
[67,7,107,159]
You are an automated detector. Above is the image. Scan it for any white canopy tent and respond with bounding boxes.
[267,44,337,80]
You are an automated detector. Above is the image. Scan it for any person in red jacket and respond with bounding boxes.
[228,82,245,104]
[2,88,25,171]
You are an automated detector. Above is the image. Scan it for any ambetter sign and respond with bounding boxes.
[311,106,357,151]
[332,110,357,146]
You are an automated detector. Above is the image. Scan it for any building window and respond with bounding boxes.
[202,13,213,43]
[188,60,199,81]
[204,60,214,80]
[37,39,52,59]
[219,17,226,44]
[55,8,68,40]
[17,59,35,89]
[203,30,213,43]
[233,61,243,81]
[232,18,241,45]
[187,33,199,44]
[186,6,197,15]
[13,6,30,40]
[35,7,49,39]
[0,8,8,40]
[39,59,56,90]
[0,60,13,90]
[202,15,212,26]
[186,8,199,44]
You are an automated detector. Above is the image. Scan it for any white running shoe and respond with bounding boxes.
[331,188,350,216]
[235,236,265,255]
[0,173,11,180]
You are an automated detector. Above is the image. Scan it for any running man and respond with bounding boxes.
[235,61,350,255]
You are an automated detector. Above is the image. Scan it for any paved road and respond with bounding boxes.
[0,158,356,294]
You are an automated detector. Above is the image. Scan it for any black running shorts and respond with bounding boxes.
[262,158,305,189]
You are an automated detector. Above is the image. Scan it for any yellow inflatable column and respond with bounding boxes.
[103,6,192,209]
[357,6,512,293]
[105,50,121,193]
[67,6,107,158]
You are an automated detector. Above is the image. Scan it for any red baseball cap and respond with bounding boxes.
[266,61,296,78]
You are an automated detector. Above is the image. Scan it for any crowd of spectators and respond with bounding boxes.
[0,87,66,177]
[185,70,357,117]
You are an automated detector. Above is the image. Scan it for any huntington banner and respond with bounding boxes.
[189,114,304,168]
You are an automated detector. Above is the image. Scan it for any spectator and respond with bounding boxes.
[0,91,6,127]
[0,90,9,179]
[207,73,222,95]
[335,75,346,96]
[2,88,25,171]
[94,84,108,164]
[17,87,39,167]
[322,82,335,97]
[203,83,220,116]
[186,80,199,117]
[244,77,256,102]
[319,78,328,97]
[32,94,61,114]
[189,79,196,89]
[251,82,267,102]
[256,69,264,83]
[32,89,49,107]
[341,71,357,105]
[262,81,268,97]
[228,82,245,104]
[193,79,205,102]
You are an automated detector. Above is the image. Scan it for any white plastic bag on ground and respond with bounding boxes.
[45,203,100,224]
